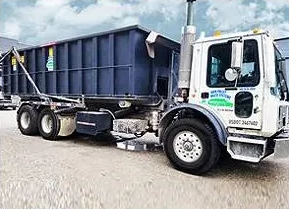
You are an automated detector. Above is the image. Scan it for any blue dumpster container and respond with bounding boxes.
[2,25,180,104]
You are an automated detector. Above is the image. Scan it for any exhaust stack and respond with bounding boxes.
[178,0,196,101]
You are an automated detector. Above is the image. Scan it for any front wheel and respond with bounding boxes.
[37,108,60,140]
[163,118,220,175]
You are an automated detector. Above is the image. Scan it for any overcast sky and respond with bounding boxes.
[1,0,288,45]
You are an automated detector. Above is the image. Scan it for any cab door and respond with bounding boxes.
[194,36,264,130]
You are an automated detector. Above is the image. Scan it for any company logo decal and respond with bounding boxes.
[46,47,54,71]
[208,90,233,108]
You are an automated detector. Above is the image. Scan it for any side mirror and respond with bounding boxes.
[225,68,238,81]
[231,41,243,69]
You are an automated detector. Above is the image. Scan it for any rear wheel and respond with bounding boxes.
[163,118,220,175]
[38,108,60,140]
[17,105,38,135]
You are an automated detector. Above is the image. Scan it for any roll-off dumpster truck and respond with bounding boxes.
[1,1,289,174]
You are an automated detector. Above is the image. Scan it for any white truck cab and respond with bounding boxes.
[183,29,289,162]
[191,30,287,136]
[158,28,289,174]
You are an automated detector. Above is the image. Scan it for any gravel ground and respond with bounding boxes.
[0,110,289,209]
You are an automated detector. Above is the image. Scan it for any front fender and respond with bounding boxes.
[159,104,228,145]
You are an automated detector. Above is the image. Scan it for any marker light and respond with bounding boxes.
[253,28,261,34]
[214,30,222,36]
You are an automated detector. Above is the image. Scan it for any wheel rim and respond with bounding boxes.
[41,114,53,134]
[173,131,203,163]
[20,112,30,129]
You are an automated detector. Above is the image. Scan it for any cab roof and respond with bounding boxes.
[195,29,270,44]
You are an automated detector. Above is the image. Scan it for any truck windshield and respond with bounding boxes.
[207,40,260,87]
[273,46,287,99]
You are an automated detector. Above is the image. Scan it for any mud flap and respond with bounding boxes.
[274,138,289,158]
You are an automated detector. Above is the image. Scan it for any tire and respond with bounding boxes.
[17,105,39,135]
[37,108,60,140]
[163,118,220,175]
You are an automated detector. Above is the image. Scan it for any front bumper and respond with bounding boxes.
[227,135,289,163]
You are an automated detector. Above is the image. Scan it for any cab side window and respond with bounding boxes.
[207,43,232,87]
[207,40,260,87]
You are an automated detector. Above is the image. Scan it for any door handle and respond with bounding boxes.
[254,107,260,114]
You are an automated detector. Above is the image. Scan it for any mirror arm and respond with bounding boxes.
[234,68,241,88]
[233,37,244,87]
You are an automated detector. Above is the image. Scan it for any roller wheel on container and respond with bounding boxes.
[17,105,39,136]
[163,118,220,175]
[37,108,60,140]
